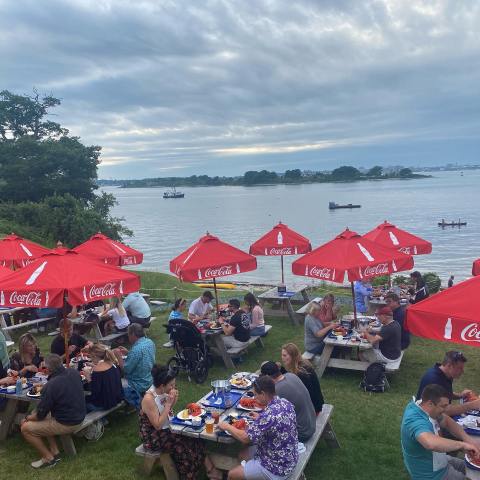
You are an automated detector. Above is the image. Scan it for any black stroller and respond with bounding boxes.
[166,318,209,383]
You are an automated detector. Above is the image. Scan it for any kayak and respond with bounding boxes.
[195,283,236,290]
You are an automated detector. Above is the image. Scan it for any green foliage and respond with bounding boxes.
[329,165,361,181]
[243,169,278,185]
[371,274,390,286]
[367,165,383,177]
[423,272,442,293]
[283,169,302,181]
[399,168,413,177]
[392,275,411,286]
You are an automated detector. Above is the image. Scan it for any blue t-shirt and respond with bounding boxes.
[354,281,372,313]
[168,310,184,321]
[416,364,453,401]
[401,401,448,480]
[122,292,151,319]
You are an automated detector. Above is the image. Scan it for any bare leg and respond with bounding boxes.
[46,436,60,456]
[238,446,254,462]
[21,424,54,461]
[205,455,223,480]
[228,465,246,480]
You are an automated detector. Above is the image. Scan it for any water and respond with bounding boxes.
[104,170,480,285]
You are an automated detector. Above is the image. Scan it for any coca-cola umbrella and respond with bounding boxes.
[363,221,432,255]
[170,233,257,312]
[249,222,312,284]
[405,275,480,347]
[0,265,13,281]
[0,233,51,269]
[0,249,140,363]
[291,228,414,319]
[73,232,143,266]
[472,259,480,276]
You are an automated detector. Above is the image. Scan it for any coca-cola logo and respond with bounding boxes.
[461,323,480,343]
[399,247,411,254]
[89,283,117,299]
[9,291,42,306]
[309,266,332,279]
[122,256,136,265]
[363,263,389,277]
[269,247,293,255]
[205,265,233,277]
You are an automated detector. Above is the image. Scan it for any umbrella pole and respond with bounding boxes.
[281,255,284,284]
[351,282,358,327]
[63,296,69,368]
[213,277,220,316]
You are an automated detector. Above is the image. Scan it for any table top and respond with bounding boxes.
[324,335,373,350]
[0,307,27,315]
[258,284,309,300]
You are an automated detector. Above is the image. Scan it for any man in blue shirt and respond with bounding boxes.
[122,292,151,328]
[401,384,480,480]
[354,280,372,314]
[416,351,480,416]
[114,323,155,409]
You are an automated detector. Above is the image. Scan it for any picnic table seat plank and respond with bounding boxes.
[135,444,179,478]
[226,325,272,355]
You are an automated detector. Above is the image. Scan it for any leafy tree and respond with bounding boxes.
[284,169,302,181]
[330,166,361,181]
[367,166,383,177]
[399,168,413,177]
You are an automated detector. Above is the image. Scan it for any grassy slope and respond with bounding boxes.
[2,273,478,479]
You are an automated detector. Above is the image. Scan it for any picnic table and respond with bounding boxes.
[0,307,29,341]
[258,284,310,326]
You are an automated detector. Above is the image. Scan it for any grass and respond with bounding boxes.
[2,273,479,479]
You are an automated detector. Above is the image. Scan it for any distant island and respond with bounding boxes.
[98,165,430,188]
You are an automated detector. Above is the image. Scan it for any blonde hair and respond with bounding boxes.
[281,342,310,375]
[110,296,126,317]
[307,301,321,316]
[18,333,38,364]
[86,343,118,365]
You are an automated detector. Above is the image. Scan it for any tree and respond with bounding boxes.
[367,166,383,177]
[399,168,413,177]
[284,169,302,181]
[330,166,361,181]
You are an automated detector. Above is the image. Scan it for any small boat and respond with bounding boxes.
[329,202,361,210]
[438,219,467,227]
[163,187,185,199]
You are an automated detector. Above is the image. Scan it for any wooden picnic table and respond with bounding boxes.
[0,307,28,341]
[258,285,310,326]
[202,328,235,370]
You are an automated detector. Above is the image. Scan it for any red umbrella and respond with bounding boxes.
[472,259,480,276]
[0,249,140,309]
[170,233,257,311]
[363,221,432,255]
[405,276,480,347]
[249,222,312,283]
[292,228,414,318]
[73,232,143,266]
[0,265,12,281]
[0,233,51,269]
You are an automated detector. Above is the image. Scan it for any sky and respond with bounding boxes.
[1,0,479,179]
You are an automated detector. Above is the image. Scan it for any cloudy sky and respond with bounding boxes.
[1,0,479,178]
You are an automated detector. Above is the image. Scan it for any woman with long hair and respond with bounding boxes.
[409,271,429,304]
[281,342,324,414]
[10,333,43,378]
[139,365,222,479]
[100,296,130,334]
[243,292,265,336]
[82,343,123,412]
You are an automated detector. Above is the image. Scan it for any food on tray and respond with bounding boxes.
[187,403,202,417]
[232,418,247,430]
[464,391,479,402]
[208,321,222,329]
[466,451,480,467]
[332,327,348,336]
[230,377,251,388]
[239,397,261,409]
[28,384,43,396]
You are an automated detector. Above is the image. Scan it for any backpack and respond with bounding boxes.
[360,362,387,393]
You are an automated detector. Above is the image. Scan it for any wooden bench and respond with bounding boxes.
[289,404,339,479]
[100,332,128,346]
[1,316,57,341]
[150,300,167,308]
[59,402,125,455]
[226,325,272,355]
[135,444,179,478]
[295,297,322,315]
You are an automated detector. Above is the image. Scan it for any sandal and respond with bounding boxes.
[206,466,223,480]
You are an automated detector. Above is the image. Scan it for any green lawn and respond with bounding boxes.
[2,275,478,479]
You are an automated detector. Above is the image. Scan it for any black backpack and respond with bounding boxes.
[360,362,387,393]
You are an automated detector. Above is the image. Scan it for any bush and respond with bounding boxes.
[423,272,441,294]
[392,275,410,286]
[371,275,390,287]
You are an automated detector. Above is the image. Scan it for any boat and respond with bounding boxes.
[329,202,361,210]
[438,220,467,227]
[163,187,185,199]
[194,283,237,290]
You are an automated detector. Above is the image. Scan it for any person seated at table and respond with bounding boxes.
[113,323,155,410]
[243,292,265,336]
[304,301,336,356]
[140,364,222,480]
[169,298,187,321]
[100,296,130,335]
[82,343,123,412]
[50,318,92,361]
[281,342,324,414]
[260,360,316,441]
[360,306,401,365]
[401,384,480,480]
[318,293,341,323]
[122,291,151,328]
[20,353,86,469]
[354,279,373,314]
[416,351,480,416]
[9,333,43,379]
[385,292,410,350]
[220,299,251,350]
[218,375,299,480]
[188,290,214,323]
[409,271,429,304]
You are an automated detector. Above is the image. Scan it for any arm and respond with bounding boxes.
[142,393,174,430]
[364,330,382,344]
[217,422,250,444]
[222,324,235,336]
[444,398,480,416]
[438,413,477,443]
[123,347,140,377]
[417,431,480,455]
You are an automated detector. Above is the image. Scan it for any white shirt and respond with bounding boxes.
[148,387,171,430]
[109,308,130,329]
[188,297,212,318]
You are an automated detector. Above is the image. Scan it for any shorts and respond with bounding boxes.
[22,416,81,437]
[243,459,288,480]
[223,336,249,349]
[363,348,399,364]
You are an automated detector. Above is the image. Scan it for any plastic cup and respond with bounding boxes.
[205,417,214,434]
[212,411,221,424]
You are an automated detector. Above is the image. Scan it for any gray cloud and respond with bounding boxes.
[1,0,479,177]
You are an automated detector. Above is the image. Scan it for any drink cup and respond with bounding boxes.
[205,417,215,434]
[212,410,221,424]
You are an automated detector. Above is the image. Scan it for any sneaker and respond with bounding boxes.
[163,341,174,348]
[31,457,58,469]
[53,453,61,462]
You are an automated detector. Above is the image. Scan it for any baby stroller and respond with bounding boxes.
[166,318,209,383]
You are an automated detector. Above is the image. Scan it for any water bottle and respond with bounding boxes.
[224,388,232,408]
[15,377,22,395]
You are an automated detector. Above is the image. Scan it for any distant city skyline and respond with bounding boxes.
[2,1,479,179]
